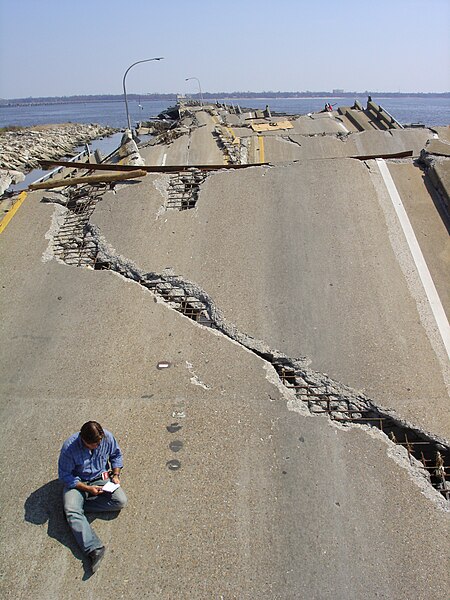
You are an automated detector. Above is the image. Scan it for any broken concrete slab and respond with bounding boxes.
[420,137,450,211]
[385,161,450,317]
[0,168,25,196]
[117,131,145,166]
[282,113,349,136]
[425,138,450,157]
[91,160,450,441]
[256,127,435,162]
[1,181,449,598]
[429,159,450,210]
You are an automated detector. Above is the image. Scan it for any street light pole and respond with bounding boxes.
[123,57,164,132]
[185,77,203,107]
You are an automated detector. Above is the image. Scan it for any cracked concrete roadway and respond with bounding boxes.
[0,106,449,599]
[141,110,225,167]
[93,157,449,440]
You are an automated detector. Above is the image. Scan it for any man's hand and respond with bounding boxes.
[75,482,104,495]
[110,471,121,484]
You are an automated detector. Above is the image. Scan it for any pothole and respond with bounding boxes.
[167,423,182,433]
[166,169,207,210]
[44,185,104,267]
[166,459,181,471]
[169,440,183,452]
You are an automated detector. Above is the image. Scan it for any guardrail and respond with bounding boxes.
[30,144,92,186]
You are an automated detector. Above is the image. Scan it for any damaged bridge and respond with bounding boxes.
[0,99,449,600]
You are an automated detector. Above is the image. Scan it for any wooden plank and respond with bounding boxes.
[29,170,147,190]
[251,120,293,132]
[350,150,413,160]
[38,160,269,173]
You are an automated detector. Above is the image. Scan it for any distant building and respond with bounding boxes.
[332,89,344,94]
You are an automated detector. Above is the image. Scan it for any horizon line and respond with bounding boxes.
[2,90,450,102]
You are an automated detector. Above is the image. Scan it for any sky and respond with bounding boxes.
[0,0,449,98]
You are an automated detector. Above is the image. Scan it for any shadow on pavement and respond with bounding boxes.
[24,479,94,580]
[422,170,450,235]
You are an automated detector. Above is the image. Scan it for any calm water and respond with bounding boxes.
[234,96,450,127]
[1,96,449,128]
[0,99,171,129]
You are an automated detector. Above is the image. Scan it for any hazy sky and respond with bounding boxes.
[1,0,449,98]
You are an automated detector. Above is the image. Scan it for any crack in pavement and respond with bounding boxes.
[41,186,450,510]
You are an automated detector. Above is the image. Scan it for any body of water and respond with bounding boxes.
[1,96,449,129]
[224,96,450,127]
[0,99,172,129]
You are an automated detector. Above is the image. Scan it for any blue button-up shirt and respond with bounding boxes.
[58,429,123,489]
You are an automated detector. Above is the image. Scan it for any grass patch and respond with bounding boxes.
[0,125,26,133]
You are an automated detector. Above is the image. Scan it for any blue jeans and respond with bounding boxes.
[63,479,127,554]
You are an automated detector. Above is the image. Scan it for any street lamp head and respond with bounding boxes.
[185,77,203,106]
[122,56,165,133]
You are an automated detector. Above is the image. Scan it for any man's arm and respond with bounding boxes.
[58,447,80,489]
[58,444,103,494]
[58,446,103,496]
[107,432,124,483]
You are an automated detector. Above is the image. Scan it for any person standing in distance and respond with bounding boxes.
[58,421,127,572]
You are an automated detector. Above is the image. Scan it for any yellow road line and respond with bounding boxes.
[0,191,28,235]
[227,127,240,144]
[258,136,265,162]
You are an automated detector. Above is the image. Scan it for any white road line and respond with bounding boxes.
[161,153,167,166]
[376,158,450,360]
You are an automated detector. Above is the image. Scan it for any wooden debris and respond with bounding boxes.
[39,160,268,173]
[251,120,293,132]
[29,169,147,190]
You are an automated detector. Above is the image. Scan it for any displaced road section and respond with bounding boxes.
[93,156,449,439]
[0,101,449,599]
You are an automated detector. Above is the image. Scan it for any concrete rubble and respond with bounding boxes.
[117,130,145,166]
[419,136,450,210]
[0,168,25,197]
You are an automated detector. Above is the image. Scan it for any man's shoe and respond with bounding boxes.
[89,546,106,573]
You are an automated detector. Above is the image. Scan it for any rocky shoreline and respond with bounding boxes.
[0,122,117,197]
[0,122,117,173]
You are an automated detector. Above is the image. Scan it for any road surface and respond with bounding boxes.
[0,102,449,599]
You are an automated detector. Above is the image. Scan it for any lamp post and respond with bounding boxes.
[123,57,164,133]
[185,77,203,107]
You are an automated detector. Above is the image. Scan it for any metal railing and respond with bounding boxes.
[30,144,92,186]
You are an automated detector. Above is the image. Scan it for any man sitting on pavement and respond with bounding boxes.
[58,421,127,572]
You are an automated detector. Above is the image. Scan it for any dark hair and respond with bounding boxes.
[80,421,104,443]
